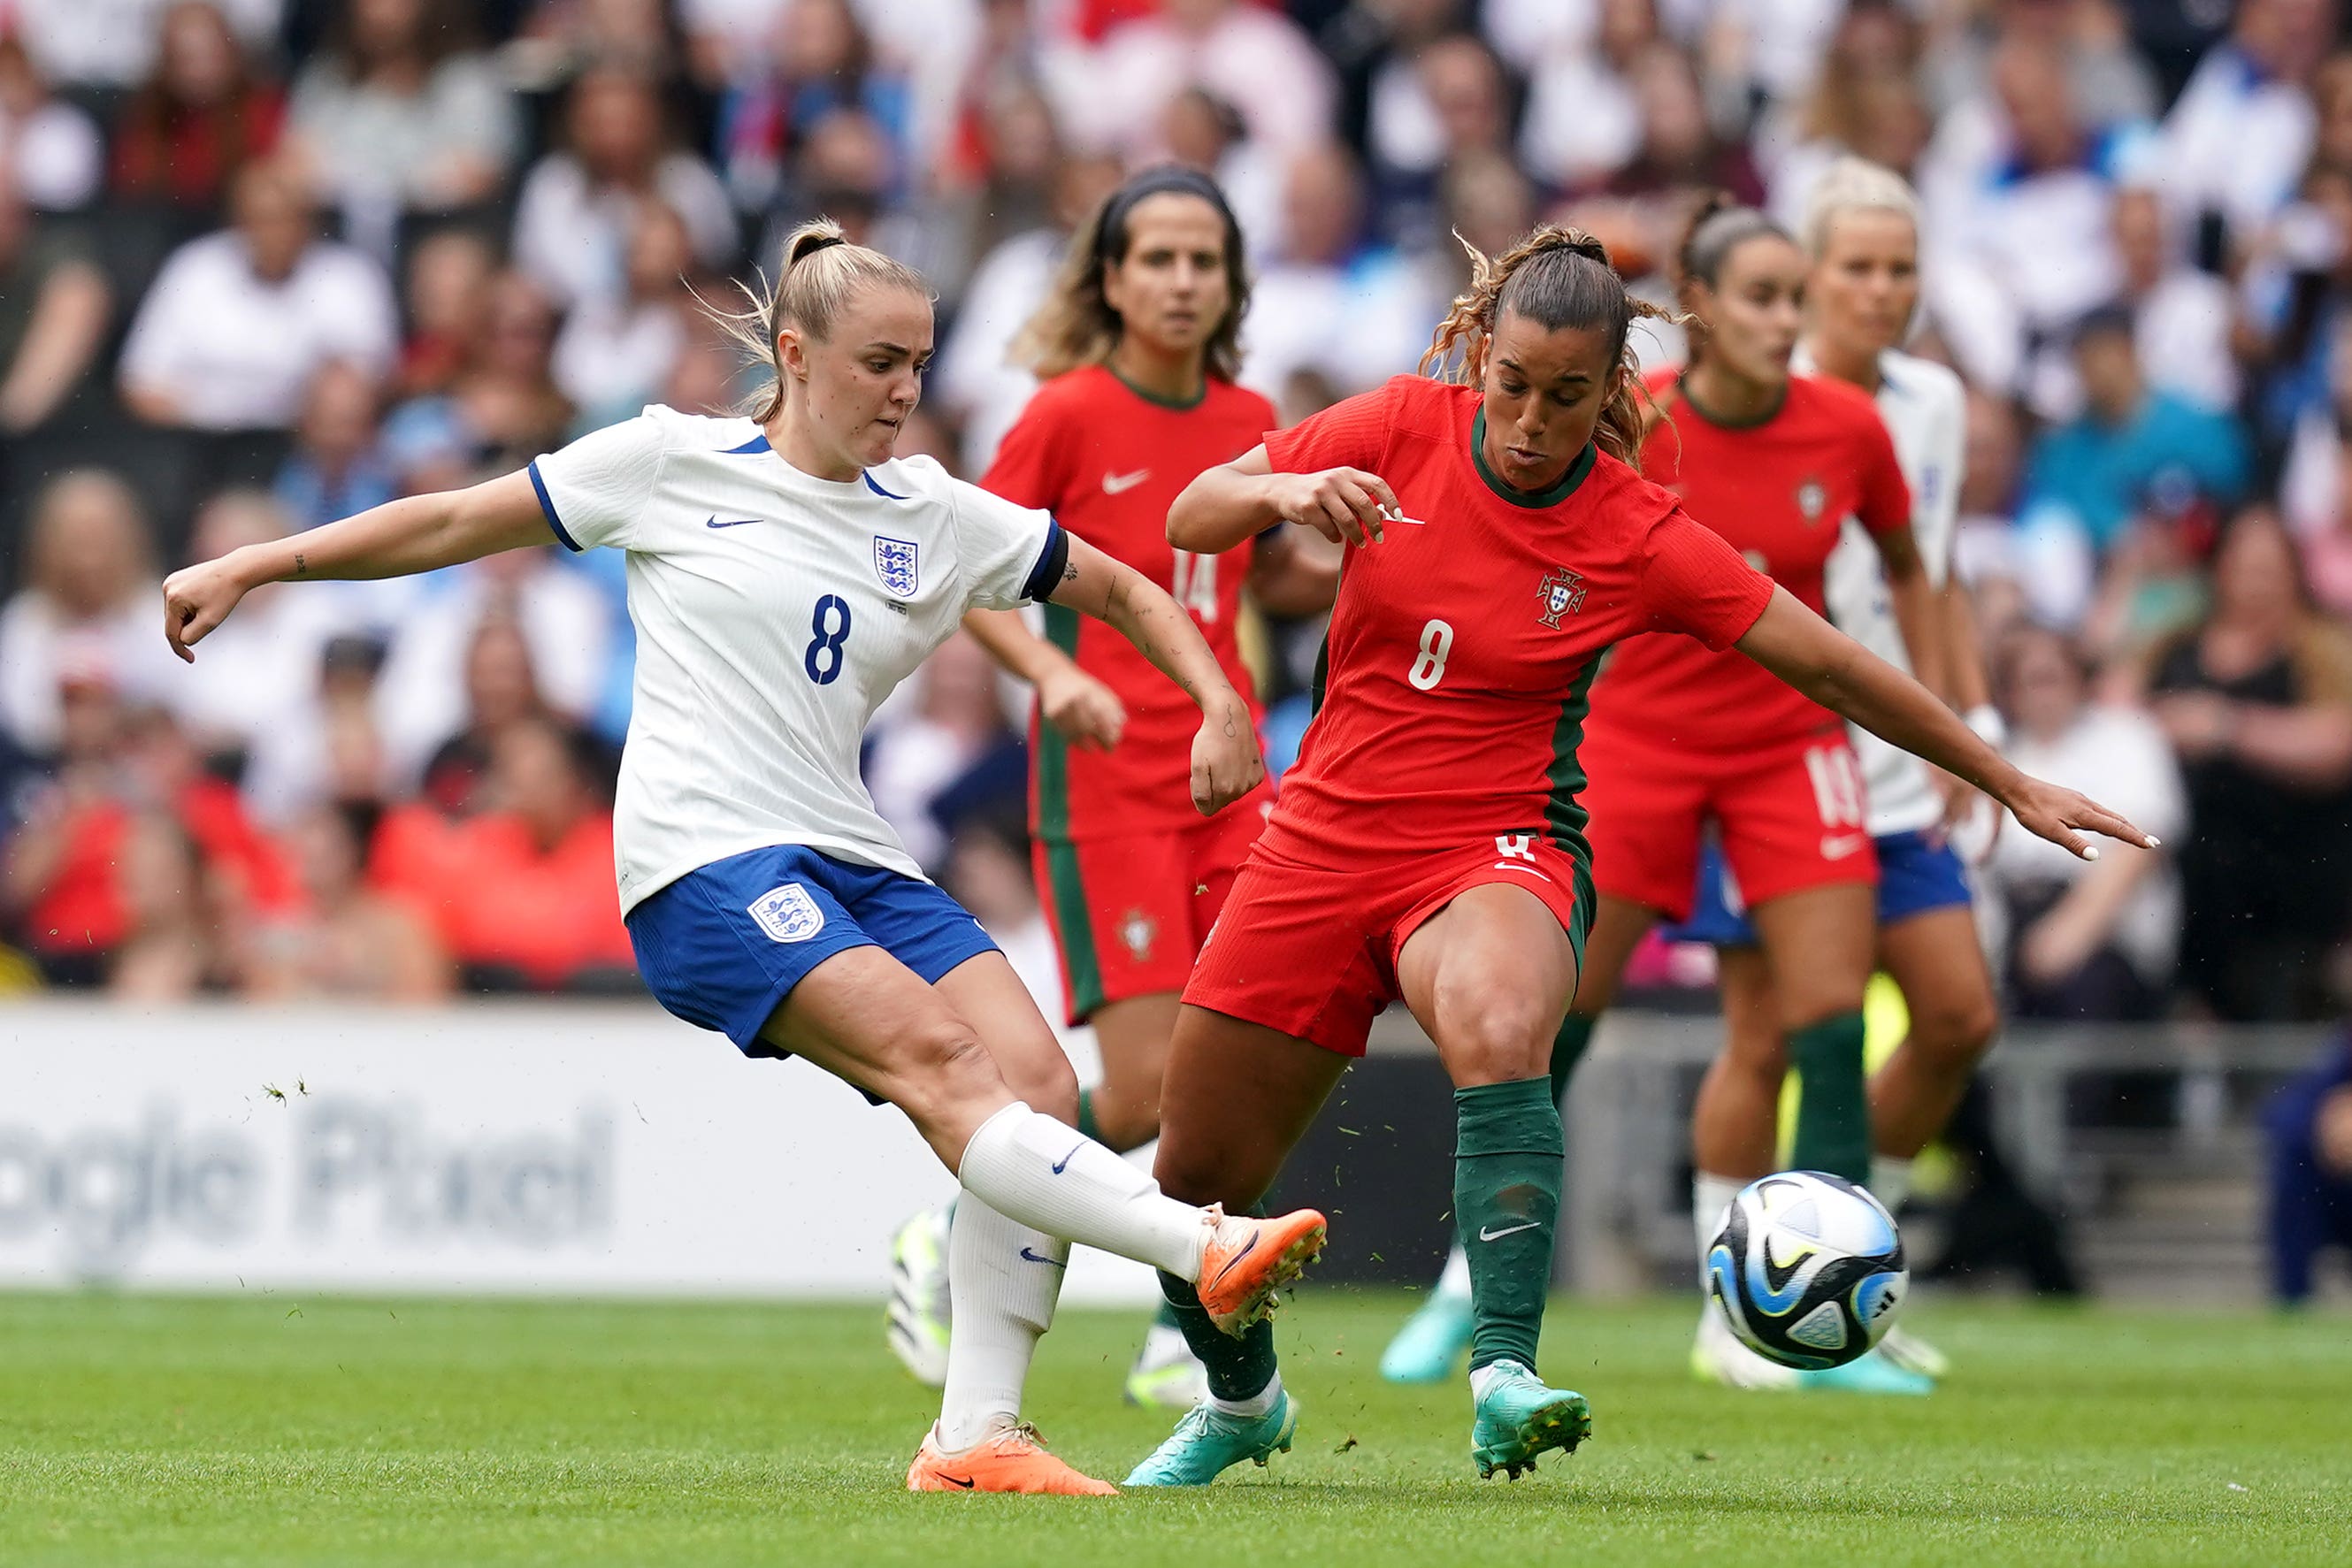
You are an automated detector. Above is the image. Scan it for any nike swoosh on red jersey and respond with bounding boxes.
[1101,469,1151,494]
[1491,861,1554,881]
[1820,834,1870,860]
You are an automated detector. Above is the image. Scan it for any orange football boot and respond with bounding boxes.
[1194,1205,1329,1335]
[906,1422,1118,1495]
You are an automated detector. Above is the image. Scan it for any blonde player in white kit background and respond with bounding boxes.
[159,219,1329,1495]
[1678,158,2003,1392]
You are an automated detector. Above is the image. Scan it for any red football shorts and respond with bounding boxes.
[1033,785,1273,1024]
[1581,730,1878,922]
[1182,832,1596,1058]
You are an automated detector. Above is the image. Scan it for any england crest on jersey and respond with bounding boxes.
[1537,567,1587,628]
[748,883,825,944]
[872,535,921,598]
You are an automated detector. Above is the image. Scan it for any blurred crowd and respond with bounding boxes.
[0,0,2348,1027]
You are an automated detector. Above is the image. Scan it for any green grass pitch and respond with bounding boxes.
[4,1290,2348,1566]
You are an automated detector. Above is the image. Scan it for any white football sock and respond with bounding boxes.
[1435,1243,1472,1303]
[1693,1172,1746,1281]
[954,1102,1207,1280]
[1208,1370,1282,1419]
[1870,1156,1914,1215]
[935,1192,1064,1453]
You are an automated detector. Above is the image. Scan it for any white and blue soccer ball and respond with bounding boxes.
[1706,1170,1907,1370]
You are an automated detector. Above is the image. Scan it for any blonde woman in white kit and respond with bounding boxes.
[162,219,1328,1495]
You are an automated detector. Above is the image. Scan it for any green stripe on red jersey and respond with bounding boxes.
[1034,602,1083,839]
[1543,654,1604,868]
[1041,838,1106,1020]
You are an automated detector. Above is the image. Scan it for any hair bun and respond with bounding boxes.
[787,226,849,268]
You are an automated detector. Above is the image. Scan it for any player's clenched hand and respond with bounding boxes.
[1037,663,1126,752]
[162,557,255,663]
[1271,467,1398,547]
[1189,693,1266,815]
[2002,774,2159,863]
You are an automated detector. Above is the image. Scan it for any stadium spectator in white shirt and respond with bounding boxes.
[118,161,397,432]
[161,218,1327,1497]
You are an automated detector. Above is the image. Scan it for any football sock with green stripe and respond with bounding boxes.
[1456,1077,1564,1374]
[1075,1088,1100,1143]
[1789,1011,1873,1184]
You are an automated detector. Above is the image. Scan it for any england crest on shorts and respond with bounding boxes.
[1536,567,1587,628]
[872,535,921,598]
[747,883,825,943]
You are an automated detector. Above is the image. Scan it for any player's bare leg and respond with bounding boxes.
[1130,1009,1346,1485]
[1868,906,1999,1174]
[1085,992,1179,1150]
[1383,891,1656,1385]
[1863,906,1998,1378]
[764,948,1321,1492]
[1395,881,1592,1477]
[1080,990,1211,1406]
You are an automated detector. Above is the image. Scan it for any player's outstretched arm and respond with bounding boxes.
[1046,534,1263,814]
[960,608,1127,752]
[163,470,550,662]
[1735,585,2159,861]
[1168,445,1397,552]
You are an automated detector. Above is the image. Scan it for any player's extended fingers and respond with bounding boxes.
[2071,794,2159,850]
[1336,478,1384,543]
[1317,487,1367,547]
[1357,470,1401,519]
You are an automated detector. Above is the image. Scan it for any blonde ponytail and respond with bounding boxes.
[700,218,932,422]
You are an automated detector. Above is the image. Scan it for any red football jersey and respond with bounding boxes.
[1588,371,1911,753]
[1258,376,1775,869]
[983,365,1276,838]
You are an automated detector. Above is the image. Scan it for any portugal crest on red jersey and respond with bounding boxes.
[1537,568,1587,627]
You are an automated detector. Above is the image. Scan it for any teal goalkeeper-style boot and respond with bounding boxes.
[1380,1289,1475,1384]
[1122,1391,1299,1487]
[1801,1347,1934,1396]
[1470,1360,1592,1480]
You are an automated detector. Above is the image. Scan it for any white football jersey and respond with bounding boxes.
[530,406,1061,912]
[1794,348,1965,838]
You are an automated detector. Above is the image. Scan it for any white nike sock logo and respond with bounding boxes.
[1478,1220,1542,1242]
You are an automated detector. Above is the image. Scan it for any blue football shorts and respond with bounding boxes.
[625,843,1000,1054]
[1663,828,1973,948]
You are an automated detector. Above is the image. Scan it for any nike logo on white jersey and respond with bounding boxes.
[1820,833,1871,860]
[705,516,761,529]
[1479,1220,1541,1242]
[1101,469,1151,494]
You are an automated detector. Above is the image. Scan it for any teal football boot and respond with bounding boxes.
[1379,1289,1475,1384]
[1123,1390,1299,1487]
[1470,1360,1592,1480]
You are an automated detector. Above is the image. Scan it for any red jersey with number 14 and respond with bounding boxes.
[1258,375,1775,870]
[1589,372,1911,754]
[983,364,1276,838]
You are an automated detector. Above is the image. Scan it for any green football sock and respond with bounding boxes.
[1548,1013,1597,1108]
[1789,1011,1872,1183]
[1152,1297,1182,1332]
[1075,1088,1100,1143]
[1156,1270,1277,1400]
[1455,1077,1564,1374]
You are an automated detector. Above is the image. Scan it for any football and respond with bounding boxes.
[1706,1171,1908,1370]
